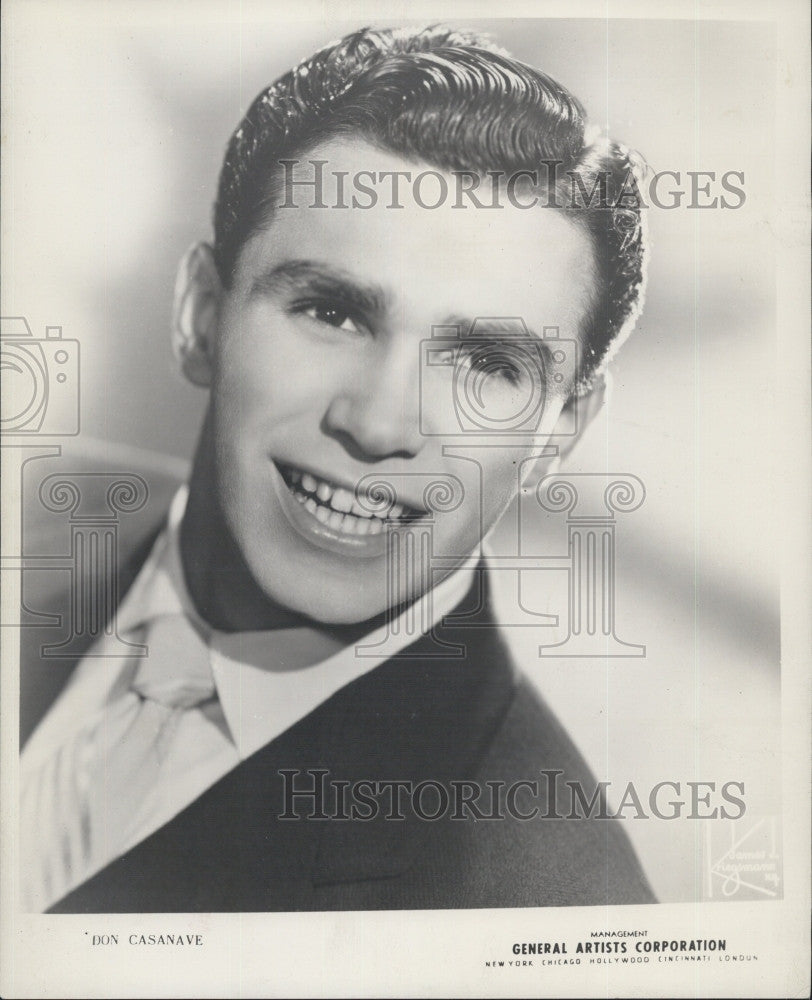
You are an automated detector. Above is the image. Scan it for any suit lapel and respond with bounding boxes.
[48,574,518,912]
[310,610,516,887]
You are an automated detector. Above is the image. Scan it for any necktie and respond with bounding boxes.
[20,614,216,912]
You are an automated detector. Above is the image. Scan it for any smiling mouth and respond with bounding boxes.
[276,462,423,537]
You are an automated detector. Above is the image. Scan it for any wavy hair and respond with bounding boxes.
[213,25,648,392]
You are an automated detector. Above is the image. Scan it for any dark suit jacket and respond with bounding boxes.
[21,496,655,913]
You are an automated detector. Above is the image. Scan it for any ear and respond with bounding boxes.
[553,372,611,463]
[171,242,223,387]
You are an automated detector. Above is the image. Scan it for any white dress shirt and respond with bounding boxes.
[20,486,479,911]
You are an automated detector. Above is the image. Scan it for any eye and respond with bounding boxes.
[473,357,522,386]
[463,346,524,386]
[300,301,361,333]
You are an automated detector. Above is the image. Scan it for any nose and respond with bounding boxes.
[323,341,425,461]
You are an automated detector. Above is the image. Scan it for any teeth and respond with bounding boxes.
[350,497,370,517]
[331,487,354,513]
[283,464,421,535]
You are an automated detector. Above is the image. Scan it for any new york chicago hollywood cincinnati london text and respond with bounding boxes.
[277,769,746,822]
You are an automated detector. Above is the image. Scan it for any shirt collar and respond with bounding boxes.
[115,485,201,631]
[120,486,481,761]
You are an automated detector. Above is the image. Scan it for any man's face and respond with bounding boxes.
[196,138,597,624]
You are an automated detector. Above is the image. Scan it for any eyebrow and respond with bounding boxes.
[248,259,390,316]
[249,261,550,353]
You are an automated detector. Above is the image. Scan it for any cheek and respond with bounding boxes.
[480,460,522,521]
[472,442,556,533]
[212,317,329,434]
[438,457,521,547]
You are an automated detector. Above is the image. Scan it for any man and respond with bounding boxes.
[20,24,654,912]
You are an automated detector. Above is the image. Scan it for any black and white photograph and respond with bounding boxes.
[1,1,809,996]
